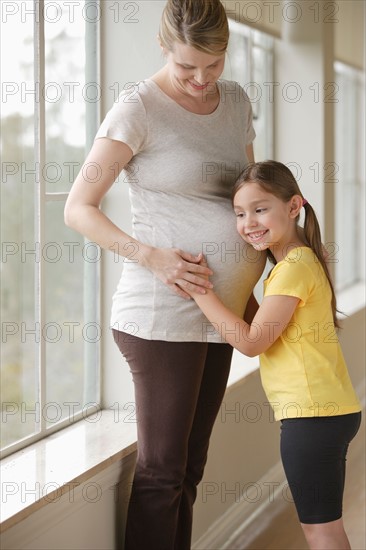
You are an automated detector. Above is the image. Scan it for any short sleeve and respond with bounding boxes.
[264,252,316,306]
[95,85,148,155]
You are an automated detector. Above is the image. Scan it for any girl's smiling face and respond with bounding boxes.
[233,182,303,261]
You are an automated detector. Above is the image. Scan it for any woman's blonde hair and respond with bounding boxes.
[158,0,229,55]
[232,160,340,327]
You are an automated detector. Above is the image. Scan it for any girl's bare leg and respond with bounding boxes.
[301,518,351,550]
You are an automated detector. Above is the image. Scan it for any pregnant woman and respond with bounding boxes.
[65,1,265,548]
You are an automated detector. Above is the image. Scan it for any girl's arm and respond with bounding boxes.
[193,290,299,357]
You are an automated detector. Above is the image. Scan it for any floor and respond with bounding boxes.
[229,413,366,550]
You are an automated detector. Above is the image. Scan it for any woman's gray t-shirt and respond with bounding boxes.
[96,79,265,342]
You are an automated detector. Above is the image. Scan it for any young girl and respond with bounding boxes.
[190,160,362,550]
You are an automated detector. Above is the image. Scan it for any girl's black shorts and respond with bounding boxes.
[280,412,361,524]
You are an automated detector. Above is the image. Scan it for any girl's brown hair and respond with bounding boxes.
[233,160,340,327]
[158,0,229,55]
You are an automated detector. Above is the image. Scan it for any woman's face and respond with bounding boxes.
[164,41,225,99]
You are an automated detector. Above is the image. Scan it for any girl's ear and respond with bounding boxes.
[289,195,303,218]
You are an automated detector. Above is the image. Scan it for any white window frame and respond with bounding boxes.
[334,61,365,291]
[222,19,274,382]
[1,0,101,459]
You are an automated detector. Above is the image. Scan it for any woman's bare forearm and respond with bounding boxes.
[65,202,151,266]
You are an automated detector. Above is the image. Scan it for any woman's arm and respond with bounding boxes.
[65,137,136,251]
[64,138,213,299]
[192,290,299,357]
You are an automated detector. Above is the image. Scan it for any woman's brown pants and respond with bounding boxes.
[112,329,233,550]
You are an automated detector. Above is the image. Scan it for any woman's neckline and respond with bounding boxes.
[145,78,224,117]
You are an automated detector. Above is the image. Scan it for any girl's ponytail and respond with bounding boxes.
[303,203,340,328]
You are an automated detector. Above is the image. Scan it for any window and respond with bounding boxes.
[221,20,274,381]
[1,0,100,457]
[334,62,365,290]
[222,19,274,160]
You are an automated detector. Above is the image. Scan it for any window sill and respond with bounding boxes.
[0,355,261,535]
[0,411,137,533]
[228,351,259,387]
[337,281,366,318]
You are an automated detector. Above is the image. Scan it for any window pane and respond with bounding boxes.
[335,65,364,289]
[44,4,88,192]
[223,21,273,160]
[1,14,38,448]
[224,28,250,85]
[44,201,99,427]
[251,44,272,161]
[1,2,100,455]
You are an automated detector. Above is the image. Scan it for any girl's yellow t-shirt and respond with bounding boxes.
[261,247,361,421]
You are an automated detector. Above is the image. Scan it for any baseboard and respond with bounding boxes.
[1,454,136,550]
[192,461,286,550]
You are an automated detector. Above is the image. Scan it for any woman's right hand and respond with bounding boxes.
[142,247,213,299]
